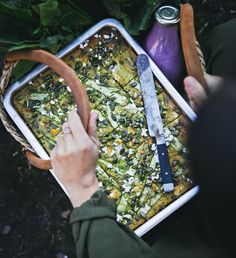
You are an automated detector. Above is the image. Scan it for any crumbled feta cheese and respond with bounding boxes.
[103,34,110,39]
[139,204,151,214]
[151,175,160,181]
[58,77,64,83]
[117,214,122,222]
[94,34,99,38]
[141,128,148,137]
[29,81,33,85]
[115,144,122,152]
[102,147,108,153]
[127,169,135,176]
[39,109,47,116]
[128,177,135,185]
[66,86,72,92]
[107,164,112,169]
[113,94,126,105]
[133,93,138,98]
[128,149,134,155]
[164,128,174,143]
[98,55,102,60]
[50,100,55,105]
[95,79,100,85]
[123,214,132,219]
[151,144,156,151]
[125,103,138,112]
[124,186,131,193]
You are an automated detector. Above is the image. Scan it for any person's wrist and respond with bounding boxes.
[67,177,99,208]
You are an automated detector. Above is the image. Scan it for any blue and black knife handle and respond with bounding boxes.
[157,143,174,185]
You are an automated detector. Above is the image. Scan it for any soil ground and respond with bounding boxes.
[0,1,236,257]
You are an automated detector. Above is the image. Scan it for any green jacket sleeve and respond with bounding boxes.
[70,190,159,258]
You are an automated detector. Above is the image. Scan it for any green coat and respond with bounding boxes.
[70,190,159,258]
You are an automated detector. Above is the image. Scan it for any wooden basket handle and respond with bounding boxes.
[6,49,90,170]
[180,3,208,93]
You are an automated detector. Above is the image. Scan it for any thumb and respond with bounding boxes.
[184,76,207,111]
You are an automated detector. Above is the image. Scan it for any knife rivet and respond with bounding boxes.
[162,153,164,155]
[165,172,168,175]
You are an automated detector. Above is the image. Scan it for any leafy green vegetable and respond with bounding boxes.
[39,0,60,26]
[0,0,94,79]
[102,0,161,35]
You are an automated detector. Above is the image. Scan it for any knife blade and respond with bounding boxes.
[136,54,174,192]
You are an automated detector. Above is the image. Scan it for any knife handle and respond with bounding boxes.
[157,143,174,192]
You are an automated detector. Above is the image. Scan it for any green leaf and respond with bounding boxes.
[0,2,33,21]
[39,0,60,26]
[58,3,92,27]
[120,12,132,31]
[102,0,122,18]
[11,60,37,81]
[5,35,62,52]
[129,4,156,34]
[146,0,159,5]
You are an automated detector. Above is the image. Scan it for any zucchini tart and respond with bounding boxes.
[13,27,194,230]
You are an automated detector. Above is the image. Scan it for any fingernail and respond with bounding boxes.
[184,77,196,89]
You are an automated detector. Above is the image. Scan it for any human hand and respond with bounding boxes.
[51,110,100,207]
[184,73,223,111]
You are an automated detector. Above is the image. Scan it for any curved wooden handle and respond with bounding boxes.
[6,49,90,170]
[180,4,208,93]
[24,150,52,170]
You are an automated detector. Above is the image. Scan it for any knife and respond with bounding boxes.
[136,54,174,192]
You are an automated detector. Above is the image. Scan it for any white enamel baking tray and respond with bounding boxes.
[3,19,199,236]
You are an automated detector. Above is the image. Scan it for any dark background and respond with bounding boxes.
[0,1,236,257]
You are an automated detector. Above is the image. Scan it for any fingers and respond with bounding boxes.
[184,76,207,111]
[88,111,100,146]
[51,132,65,159]
[68,110,89,141]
